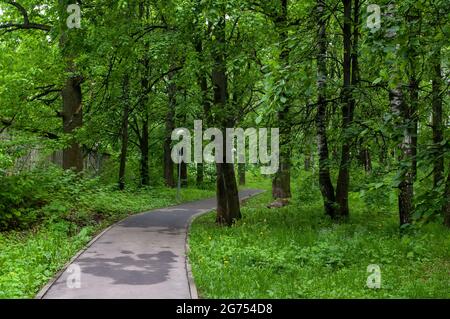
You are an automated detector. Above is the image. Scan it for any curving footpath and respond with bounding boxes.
[37,189,263,299]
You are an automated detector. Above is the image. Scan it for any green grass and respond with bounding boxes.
[0,186,214,298]
[189,175,450,299]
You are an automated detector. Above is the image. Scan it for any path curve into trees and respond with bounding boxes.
[37,189,263,299]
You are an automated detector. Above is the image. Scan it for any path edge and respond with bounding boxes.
[35,221,122,299]
[184,189,265,299]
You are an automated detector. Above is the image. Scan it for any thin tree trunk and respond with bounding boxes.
[140,116,150,186]
[196,163,204,186]
[139,52,150,187]
[316,0,337,218]
[180,162,188,187]
[118,74,130,190]
[238,163,246,186]
[194,37,211,187]
[432,49,444,187]
[359,148,372,172]
[164,70,176,187]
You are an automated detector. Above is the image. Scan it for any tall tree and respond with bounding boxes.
[431,49,444,187]
[316,0,337,218]
[164,69,177,188]
[335,0,358,218]
[211,8,241,225]
[118,74,130,190]
[271,0,292,200]
[59,0,84,172]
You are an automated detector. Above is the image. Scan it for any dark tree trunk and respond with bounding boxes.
[59,1,83,173]
[359,148,372,172]
[238,163,246,186]
[432,50,444,187]
[139,51,151,187]
[222,162,241,222]
[62,76,83,172]
[164,70,176,188]
[335,0,356,219]
[272,0,292,199]
[353,0,370,176]
[272,161,291,198]
[196,163,204,186]
[195,63,208,188]
[215,163,228,223]
[180,162,188,187]
[118,74,130,190]
[194,38,211,187]
[140,117,150,186]
[316,0,337,218]
[212,12,241,225]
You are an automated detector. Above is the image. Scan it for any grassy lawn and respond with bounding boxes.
[189,175,450,298]
[0,185,214,298]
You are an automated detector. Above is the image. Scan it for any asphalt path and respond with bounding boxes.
[38,189,263,299]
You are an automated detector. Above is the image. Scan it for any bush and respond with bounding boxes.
[0,167,81,230]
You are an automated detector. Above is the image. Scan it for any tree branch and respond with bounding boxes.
[0,1,51,33]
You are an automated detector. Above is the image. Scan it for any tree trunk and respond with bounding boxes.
[238,163,246,186]
[272,0,291,199]
[59,1,83,173]
[194,38,211,187]
[140,117,150,186]
[212,12,241,225]
[316,0,337,218]
[215,163,228,223]
[180,162,188,187]
[62,76,83,172]
[164,70,176,188]
[196,163,204,186]
[222,162,241,222]
[390,87,414,226]
[118,74,130,190]
[432,49,444,187]
[335,0,355,219]
[359,148,372,172]
[139,52,151,187]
